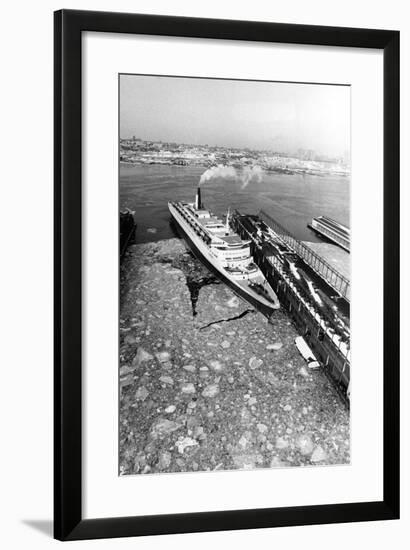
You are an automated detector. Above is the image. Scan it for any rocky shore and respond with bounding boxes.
[119,238,350,475]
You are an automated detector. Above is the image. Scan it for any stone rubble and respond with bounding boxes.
[119,239,350,475]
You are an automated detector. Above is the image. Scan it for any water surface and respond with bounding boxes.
[120,164,350,244]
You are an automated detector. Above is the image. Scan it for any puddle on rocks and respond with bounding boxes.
[159,252,220,316]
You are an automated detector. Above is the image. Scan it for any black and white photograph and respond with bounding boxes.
[0,0,403,546]
[119,74,351,476]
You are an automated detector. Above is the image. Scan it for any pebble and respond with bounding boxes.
[226,297,240,308]
[120,365,135,377]
[150,418,182,439]
[209,360,223,372]
[164,405,176,414]
[249,356,263,370]
[175,436,199,454]
[276,437,289,449]
[159,375,174,386]
[132,347,153,366]
[266,372,279,385]
[283,404,292,412]
[311,446,328,463]
[233,453,260,469]
[257,423,268,434]
[202,384,219,398]
[156,351,171,363]
[296,434,314,455]
[221,341,231,349]
[134,452,146,472]
[270,456,286,468]
[183,365,196,372]
[266,342,283,351]
[158,451,171,469]
[248,397,257,406]
[135,386,149,401]
[144,441,156,454]
[124,334,136,345]
[120,375,133,388]
[181,382,196,394]
[193,426,205,440]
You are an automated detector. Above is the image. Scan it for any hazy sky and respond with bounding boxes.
[120,75,350,157]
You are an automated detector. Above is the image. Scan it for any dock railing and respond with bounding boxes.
[259,210,350,301]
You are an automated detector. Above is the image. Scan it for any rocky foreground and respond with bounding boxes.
[119,238,350,475]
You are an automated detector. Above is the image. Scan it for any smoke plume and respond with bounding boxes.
[199,165,236,185]
[240,165,263,189]
[199,164,263,189]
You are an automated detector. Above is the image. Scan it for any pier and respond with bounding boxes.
[231,211,351,401]
[259,211,350,301]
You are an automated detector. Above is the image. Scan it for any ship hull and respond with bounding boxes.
[169,204,279,318]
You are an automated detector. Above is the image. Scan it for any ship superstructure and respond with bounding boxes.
[168,188,280,316]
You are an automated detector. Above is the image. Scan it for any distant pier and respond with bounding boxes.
[231,210,351,401]
[308,215,350,252]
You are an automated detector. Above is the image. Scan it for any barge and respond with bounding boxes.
[308,216,350,252]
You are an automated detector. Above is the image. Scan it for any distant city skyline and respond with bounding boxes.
[120,75,350,158]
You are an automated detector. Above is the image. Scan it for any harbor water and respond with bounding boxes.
[120,164,350,244]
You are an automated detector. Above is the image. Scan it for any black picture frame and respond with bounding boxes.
[54,9,400,541]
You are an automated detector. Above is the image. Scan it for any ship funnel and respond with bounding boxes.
[195,187,202,210]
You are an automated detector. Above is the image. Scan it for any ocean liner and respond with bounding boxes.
[168,188,280,317]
